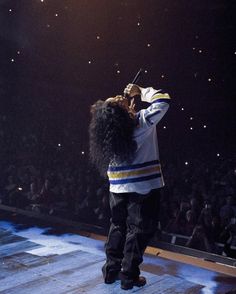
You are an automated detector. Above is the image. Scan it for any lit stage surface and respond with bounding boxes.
[0,216,236,293]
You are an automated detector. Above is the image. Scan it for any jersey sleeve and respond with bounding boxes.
[137,87,171,128]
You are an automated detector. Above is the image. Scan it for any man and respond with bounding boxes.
[89,84,170,290]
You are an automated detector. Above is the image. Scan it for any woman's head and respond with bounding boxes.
[89,96,137,176]
[105,95,129,111]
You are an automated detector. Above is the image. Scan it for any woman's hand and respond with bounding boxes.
[128,98,136,117]
[124,84,141,97]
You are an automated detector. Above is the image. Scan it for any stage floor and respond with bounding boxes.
[0,219,235,293]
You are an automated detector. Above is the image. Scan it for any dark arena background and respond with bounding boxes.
[0,0,236,293]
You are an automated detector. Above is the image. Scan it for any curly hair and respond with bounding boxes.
[89,97,137,177]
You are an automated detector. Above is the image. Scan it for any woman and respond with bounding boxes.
[89,83,170,290]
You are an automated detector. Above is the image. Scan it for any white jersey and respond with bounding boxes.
[107,87,171,195]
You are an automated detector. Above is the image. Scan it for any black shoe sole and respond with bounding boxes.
[121,277,146,290]
[104,272,120,284]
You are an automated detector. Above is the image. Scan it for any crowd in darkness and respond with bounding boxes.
[0,113,235,258]
[0,114,110,225]
[160,157,236,256]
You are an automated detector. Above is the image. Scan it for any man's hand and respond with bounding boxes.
[124,84,141,97]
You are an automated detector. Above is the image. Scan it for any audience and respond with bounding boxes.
[0,113,235,258]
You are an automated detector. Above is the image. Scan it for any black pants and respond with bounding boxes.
[103,189,160,281]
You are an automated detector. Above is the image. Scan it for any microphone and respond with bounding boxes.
[124,68,143,98]
[131,68,143,84]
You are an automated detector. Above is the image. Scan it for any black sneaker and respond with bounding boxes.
[102,265,120,284]
[121,276,146,290]
[104,271,120,284]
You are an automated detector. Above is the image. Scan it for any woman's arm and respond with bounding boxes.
[124,84,171,128]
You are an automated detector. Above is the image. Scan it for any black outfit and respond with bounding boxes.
[102,87,170,288]
[102,188,160,282]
